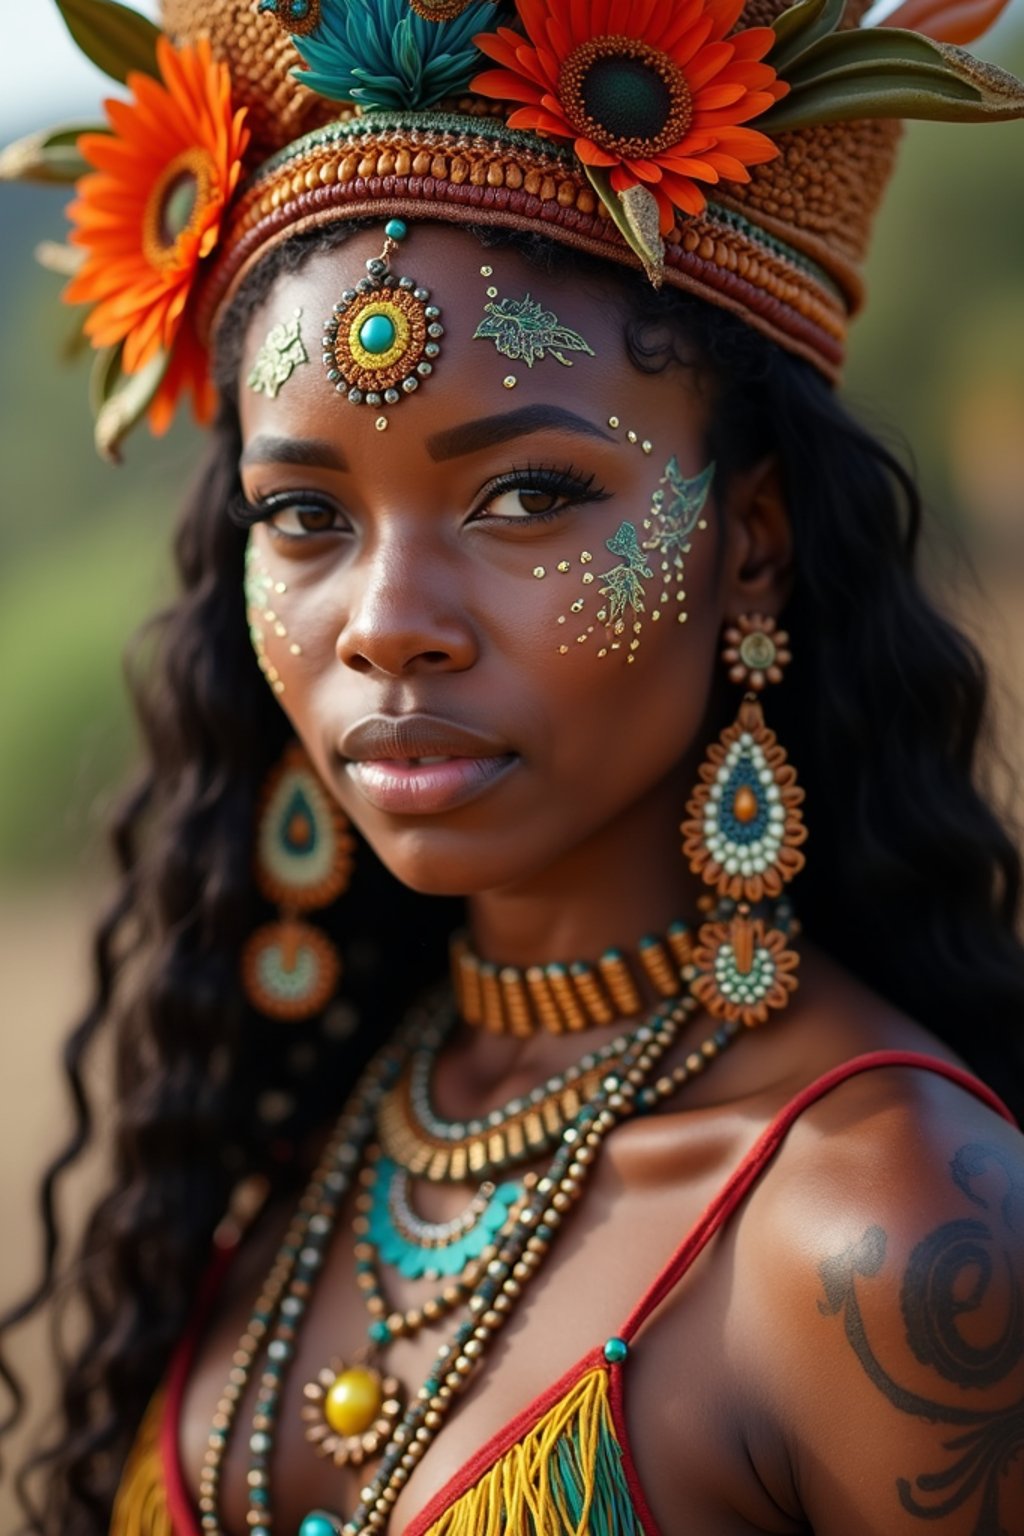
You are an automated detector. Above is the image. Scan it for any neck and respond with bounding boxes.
[465,767,706,968]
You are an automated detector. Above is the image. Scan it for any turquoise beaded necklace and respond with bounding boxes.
[198,987,750,1536]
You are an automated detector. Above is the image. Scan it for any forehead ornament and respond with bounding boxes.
[321,220,443,407]
[474,292,594,369]
[247,308,308,399]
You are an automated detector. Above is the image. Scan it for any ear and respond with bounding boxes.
[718,455,793,620]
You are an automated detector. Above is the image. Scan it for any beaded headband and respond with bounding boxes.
[3,0,1023,457]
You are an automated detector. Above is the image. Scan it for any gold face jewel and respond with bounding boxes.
[248,308,308,399]
[322,226,442,407]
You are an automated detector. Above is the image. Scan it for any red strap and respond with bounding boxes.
[160,1239,237,1536]
[619,1050,1015,1344]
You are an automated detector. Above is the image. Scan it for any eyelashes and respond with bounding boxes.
[228,462,611,535]
[478,463,610,523]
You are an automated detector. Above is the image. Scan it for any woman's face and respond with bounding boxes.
[236,225,772,898]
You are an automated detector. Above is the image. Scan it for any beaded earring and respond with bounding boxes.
[680,614,805,1026]
[241,742,355,1021]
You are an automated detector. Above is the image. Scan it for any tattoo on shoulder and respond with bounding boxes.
[818,1142,1024,1531]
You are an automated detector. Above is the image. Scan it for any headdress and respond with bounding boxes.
[3,0,1023,457]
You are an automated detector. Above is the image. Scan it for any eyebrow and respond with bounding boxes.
[425,405,615,461]
[239,435,349,472]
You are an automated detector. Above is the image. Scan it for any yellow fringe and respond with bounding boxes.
[424,1366,623,1536]
[110,1389,174,1536]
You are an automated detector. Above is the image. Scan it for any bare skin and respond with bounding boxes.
[178,226,1024,1536]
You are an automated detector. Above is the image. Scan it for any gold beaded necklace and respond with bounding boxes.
[197,984,754,1536]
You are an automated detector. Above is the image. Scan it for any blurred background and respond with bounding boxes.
[1,0,1023,1520]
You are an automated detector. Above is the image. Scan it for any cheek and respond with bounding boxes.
[243,533,315,700]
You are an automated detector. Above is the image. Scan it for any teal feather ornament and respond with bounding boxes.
[261,0,506,110]
[367,1155,523,1279]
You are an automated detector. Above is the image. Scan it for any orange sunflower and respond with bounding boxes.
[472,0,788,231]
[65,36,249,434]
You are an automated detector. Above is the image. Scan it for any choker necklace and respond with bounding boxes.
[450,921,695,1035]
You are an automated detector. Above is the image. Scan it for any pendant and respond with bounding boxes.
[367,1154,522,1280]
[301,1358,403,1467]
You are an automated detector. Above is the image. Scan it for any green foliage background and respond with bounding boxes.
[0,23,1022,879]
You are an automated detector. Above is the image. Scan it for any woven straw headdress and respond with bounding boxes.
[3,0,1023,457]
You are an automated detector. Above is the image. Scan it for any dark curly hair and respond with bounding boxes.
[3,218,1023,1536]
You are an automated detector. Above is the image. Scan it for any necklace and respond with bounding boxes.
[451,920,695,1033]
[377,1019,642,1181]
[198,985,758,1536]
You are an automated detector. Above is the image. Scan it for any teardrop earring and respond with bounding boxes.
[680,614,805,1026]
[241,743,355,1021]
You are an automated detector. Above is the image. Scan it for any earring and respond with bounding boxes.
[241,743,355,1021]
[680,614,805,1026]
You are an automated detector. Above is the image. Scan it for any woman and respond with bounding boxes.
[4,0,1024,1533]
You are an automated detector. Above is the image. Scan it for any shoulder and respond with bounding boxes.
[734,1053,1024,1535]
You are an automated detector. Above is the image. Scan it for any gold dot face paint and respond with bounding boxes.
[245,536,301,695]
[641,458,715,627]
[553,458,715,662]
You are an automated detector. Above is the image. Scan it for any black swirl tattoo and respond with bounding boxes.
[819,1142,1024,1532]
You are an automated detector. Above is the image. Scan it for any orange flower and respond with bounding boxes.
[65,36,249,434]
[472,0,788,231]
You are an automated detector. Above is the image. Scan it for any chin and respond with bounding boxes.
[364,829,536,899]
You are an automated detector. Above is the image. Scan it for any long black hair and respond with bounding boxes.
[3,218,1023,1535]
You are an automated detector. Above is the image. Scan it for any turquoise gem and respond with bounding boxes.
[280,787,317,856]
[385,218,407,241]
[299,1514,338,1536]
[369,1318,392,1344]
[359,313,397,354]
[603,1336,629,1364]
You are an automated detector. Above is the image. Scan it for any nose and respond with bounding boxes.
[335,538,478,677]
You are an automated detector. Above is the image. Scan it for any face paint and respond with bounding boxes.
[321,220,443,407]
[642,458,715,627]
[247,308,308,399]
[473,293,595,368]
[245,536,300,695]
[553,460,714,661]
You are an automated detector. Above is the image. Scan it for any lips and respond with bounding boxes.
[339,713,518,814]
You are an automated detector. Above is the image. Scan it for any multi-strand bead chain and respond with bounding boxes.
[197,984,751,1535]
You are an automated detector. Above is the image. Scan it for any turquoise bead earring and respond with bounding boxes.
[241,742,355,1020]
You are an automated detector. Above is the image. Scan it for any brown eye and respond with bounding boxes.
[296,507,336,532]
[517,488,559,515]
[266,502,342,536]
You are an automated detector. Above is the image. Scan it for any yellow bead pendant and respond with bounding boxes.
[323,1366,383,1437]
[301,1357,404,1468]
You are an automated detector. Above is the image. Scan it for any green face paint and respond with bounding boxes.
[641,458,715,628]
[473,293,595,368]
[247,308,309,399]
[554,459,715,660]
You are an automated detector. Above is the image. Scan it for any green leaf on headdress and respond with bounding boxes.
[285,0,501,109]
[768,0,846,75]
[90,344,168,463]
[54,0,160,86]
[765,0,1024,128]
[0,123,107,185]
[581,165,666,287]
